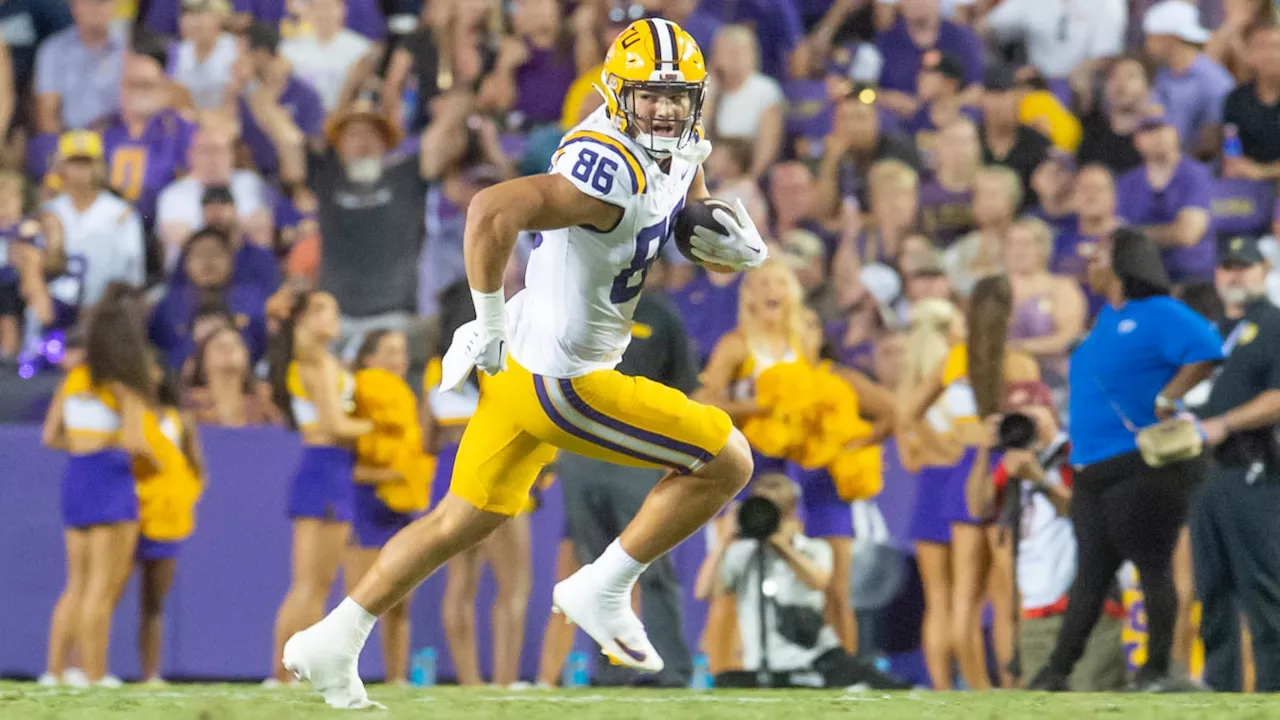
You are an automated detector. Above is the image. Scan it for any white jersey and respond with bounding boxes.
[44,192,145,308]
[506,107,698,378]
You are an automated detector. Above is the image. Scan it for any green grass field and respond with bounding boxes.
[3,683,1280,720]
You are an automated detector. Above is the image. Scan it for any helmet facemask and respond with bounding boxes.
[613,79,705,158]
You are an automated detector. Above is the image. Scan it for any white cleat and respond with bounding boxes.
[552,568,664,675]
[62,668,89,688]
[282,626,384,710]
[36,673,59,687]
[94,675,123,689]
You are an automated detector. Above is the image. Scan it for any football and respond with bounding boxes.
[672,198,739,274]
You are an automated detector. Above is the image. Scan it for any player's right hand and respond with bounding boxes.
[439,320,508,393]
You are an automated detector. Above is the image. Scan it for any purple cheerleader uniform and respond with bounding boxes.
[62,450,139,529]
[287,446,355,522]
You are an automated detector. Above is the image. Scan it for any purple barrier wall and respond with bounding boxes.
[0,426,920,681]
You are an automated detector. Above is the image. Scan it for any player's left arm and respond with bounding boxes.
[465,173,623,293]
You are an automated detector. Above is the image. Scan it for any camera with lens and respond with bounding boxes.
[995,412,1038,451]
[737,495,781,540]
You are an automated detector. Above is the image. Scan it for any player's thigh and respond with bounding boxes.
[449,390,556,517]
[527,366,733,475]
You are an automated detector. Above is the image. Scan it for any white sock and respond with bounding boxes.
[592,539,649,593]
[328,597,378,650]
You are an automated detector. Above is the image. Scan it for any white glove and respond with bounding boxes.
[439,319,507,393]
[689,198,769,271]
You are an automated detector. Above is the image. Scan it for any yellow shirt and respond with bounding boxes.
[136,407,204,542]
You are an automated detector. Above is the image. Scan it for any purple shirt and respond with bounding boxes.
[695,0,803,78]
[1030,208,1079,240]
[1153,55,1234,150]
[1210,177,1276,238]
[918,180,975,248]
[668,271,742,368]
[148,284,269,370]
[851,229,900,267]
[238,75,324,177]
[1116,158,1215,283]
[660,11,722,59]
[514,44,576,128]
[100,109,196,225]
[905,104,982,168]
[146,0,386,40]
[824,318,877,375]
[875,20,985,95]
[170,240,280,298]
[783,79,832,143]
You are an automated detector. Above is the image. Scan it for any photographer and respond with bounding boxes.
[694,474,908,690]
[967,381,1127,691]
[1191,237,1280,692]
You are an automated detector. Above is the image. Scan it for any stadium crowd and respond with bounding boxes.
[6,0,1280,696]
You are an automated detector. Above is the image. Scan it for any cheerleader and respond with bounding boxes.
[895,298,965,689]
[902,276,1040,689]
[346,329,429,684]
[41,283,156,687]
[425,281,531,687]
[135,355,205,684]
[266,291,374,683]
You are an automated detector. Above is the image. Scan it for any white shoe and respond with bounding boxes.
[507,681,535,691]
[37,672,59,687]
[283,624,384,710]
[143,676,168,687]
[63,668,89,689]
[94,675,123,689]
[552,567,664,674]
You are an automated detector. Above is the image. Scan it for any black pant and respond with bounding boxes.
[714,649,911,689]
[1045,451,1199,679]
[1190,463,1280,692]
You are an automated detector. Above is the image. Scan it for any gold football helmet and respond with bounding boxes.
[598,19,707,157]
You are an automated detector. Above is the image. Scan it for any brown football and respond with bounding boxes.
[673,198,739,274]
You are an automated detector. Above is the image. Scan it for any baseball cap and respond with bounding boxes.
[826,42,885,85]
[921,50,965,86]
[1219,235,1265,268]
[1144,0,1211,44]
[201,184,235,206]
[58,131,104,161]
[246,20,281,53]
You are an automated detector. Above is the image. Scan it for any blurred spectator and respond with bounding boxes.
[705,139,769,232]
[876,0,976,27]
[1056,163,1120,280]
[668,267,741,368]
[874,0,984,118]
[780,229,835,319]
[182,325,278,426]
[855,159,919,266]
[168,0,239,111]
[478,0,586,130]
[980,67,1051,207]
[906,51,980,170]
[658,0,722,60]
[149,226,268,370]
[558,8,630,129]
[894,243,952,322]
[381,0,498,134]
[0,173,40,357]
[825,246,896,372]
[1205,0,1273,79]
[43,131,144,314]
[0,0,72,125]
[1004,217,1086,389]
[1029,151,1078,237]
[816,86,921,218]
[156,122,270,264]
[1116,110,1214,283]
[280,0,376,112]
[1221,22,1280,178]
[99,41,197,225]
[979,0,1125,80]
[706,25,782,182]
[417,161,501,321]
[34,0,126,133]
[944,165,1019,296]
[768,161,829,254]
[695,0,802,79]
[164,184,280,296]
[919,118,979,248]
[234,21,325,178]
[1014,66,1083,154]
[148,0,387,40]
[1075,54,1150,175]
[1144,0,1234,160]
[278,101,426,346]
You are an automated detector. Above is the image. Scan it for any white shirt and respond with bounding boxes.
[156,171,267,233]
[984,0,1127,78]
[506,107,697,378]
[721,535,841,673]
[43,192,145,307]
[281,30,372,111]
[170,34,239,110]
[711,73,784,139]
[1007,434,1078,610]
